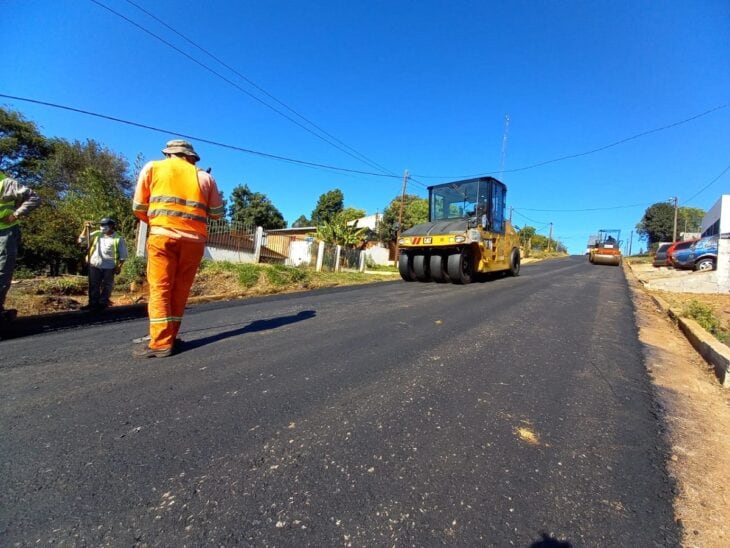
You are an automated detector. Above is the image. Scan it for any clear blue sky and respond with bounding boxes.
[4,0,729,254]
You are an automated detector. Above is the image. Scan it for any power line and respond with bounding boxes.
[515,203,648,213]
[0,93,402,179]
[511,209,550,226]
[122,0,396,178]
[411,103,729,179]
[513,164,730,213]
[683,164,730,204]
[89,0,395,177]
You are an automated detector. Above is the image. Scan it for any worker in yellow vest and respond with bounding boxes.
[0,176,40,323]
[78,217,128,311]
[132,140,224,358]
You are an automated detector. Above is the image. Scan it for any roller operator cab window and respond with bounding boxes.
[429,179,507,234]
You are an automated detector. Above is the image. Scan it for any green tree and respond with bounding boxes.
[377,194,428,243]
[311,189,344,225]
[636,202,676,245]
[229,184,286,229]
[315,211,368,246]
[517,225,537,246]
[678,207,705,236]
[531,233,550,250]
[0,107,52,182]
[291,214,311,228]
[340,206,366,223]
[22,139,134,274]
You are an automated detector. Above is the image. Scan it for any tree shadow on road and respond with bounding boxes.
[179,310,316,352]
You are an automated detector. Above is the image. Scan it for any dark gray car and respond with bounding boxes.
[652,242,672,267]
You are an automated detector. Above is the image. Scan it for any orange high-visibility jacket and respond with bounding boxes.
[136,158,211,237]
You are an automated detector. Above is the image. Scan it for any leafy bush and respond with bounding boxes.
[265,265,288,286]
[237,264,262,288]
[116,255,146,287]
[36,276,88,296]
[289,267,310,284]
[13,266,37,280]
[682,300,727,341]
[264,264,310,287]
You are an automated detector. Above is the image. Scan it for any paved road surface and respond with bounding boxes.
[1,256,680,546]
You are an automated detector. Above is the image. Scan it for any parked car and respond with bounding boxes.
[666,239,699,267]
[671,245,698,270]
[687,235,719,271]
[652,242,672,267]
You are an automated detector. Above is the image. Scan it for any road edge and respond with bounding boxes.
[624,262,730,387]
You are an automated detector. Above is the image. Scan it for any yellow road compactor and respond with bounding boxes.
[588,229,622,266]
[398,176,521,284]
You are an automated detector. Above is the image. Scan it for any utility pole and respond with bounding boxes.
[671,196,679,242]
[393,169,409,263]
[509,206,513,223]
[628,230,633,256]
[547,222,553,252]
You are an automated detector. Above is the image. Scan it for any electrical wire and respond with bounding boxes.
[515,203,649,213]
[0,93,402,179]
[511,209,550,226]
[123,0,396,179]
[683,164,730,204]
[411,103,729,179]
[512,164,729,213]
[89,0,395,177]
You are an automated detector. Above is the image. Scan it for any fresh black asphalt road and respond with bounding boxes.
[1,256,680,546]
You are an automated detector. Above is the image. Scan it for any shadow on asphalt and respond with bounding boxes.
[179,310,317,352]
[530,533,572,547]
[0,305,317,350]
[0,303,148,340]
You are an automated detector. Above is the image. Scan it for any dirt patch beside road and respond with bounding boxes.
[626,263,730,546]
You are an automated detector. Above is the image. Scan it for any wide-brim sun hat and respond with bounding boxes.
[162,139,200,162]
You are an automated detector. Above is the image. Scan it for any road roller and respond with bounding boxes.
[588,229,622,266]
[397,176,521,284]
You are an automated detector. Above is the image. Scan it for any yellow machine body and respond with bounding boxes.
[398,177,521,284]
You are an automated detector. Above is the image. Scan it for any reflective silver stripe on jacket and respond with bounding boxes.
[148,209,208,224]
[149,195,208,211]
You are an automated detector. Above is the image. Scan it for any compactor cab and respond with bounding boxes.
[397,176,521,284]
[588,229,622,266]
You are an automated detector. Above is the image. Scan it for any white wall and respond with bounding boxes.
[702,195,730,234]
[363,245,391,266]
[204,246,256,263]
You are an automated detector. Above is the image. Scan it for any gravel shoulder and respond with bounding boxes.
[626,262,730,547]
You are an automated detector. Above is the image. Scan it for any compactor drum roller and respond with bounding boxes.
[397,177,521,284]
[587,229,622,266]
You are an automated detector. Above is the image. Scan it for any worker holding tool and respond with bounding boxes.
[78,217,127,311]
[0,176,40,324]
[132,139,224,358]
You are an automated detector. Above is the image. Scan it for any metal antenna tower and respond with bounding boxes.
[499,113,510,181]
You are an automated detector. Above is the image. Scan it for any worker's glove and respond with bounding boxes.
[114,265,122,275]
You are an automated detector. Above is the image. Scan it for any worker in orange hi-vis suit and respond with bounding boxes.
[132,139,224,358]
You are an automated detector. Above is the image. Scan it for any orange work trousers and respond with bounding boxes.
[146,234,205,350]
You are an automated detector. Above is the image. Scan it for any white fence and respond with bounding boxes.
[135,221,392,271]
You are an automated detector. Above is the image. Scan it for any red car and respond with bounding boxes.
[666,239,699,267]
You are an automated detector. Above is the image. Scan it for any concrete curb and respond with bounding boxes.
[626,262,730,387]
